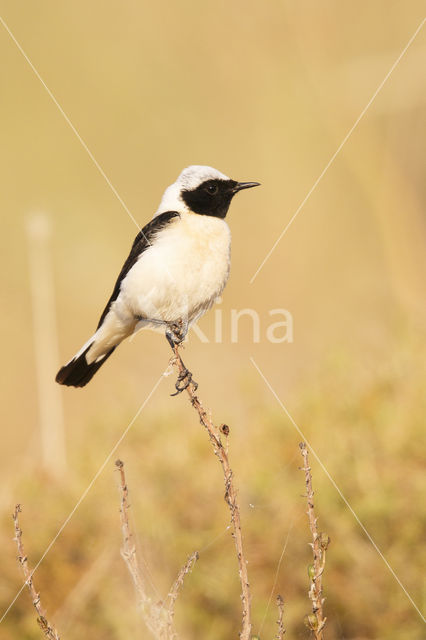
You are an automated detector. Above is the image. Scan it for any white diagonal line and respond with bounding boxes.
[0,14,141,233]
[0,17,184,335]
[250,356,426,623]
[0,371,164,625]
[249,16,426,284]
[257,515,296,637]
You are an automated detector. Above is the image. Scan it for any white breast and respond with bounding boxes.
[117,213,231,326]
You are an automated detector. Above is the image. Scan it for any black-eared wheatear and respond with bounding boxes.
[56,165,259,388]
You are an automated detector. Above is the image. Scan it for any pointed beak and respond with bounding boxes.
[232,181,261,193]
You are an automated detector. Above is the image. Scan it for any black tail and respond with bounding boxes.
[56,346,116,388]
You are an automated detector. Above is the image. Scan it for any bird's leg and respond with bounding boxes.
[166,319,197,395]
[166,318,188,345]
[166,330,177,350]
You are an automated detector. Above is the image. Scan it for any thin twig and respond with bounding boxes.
[12,504,61,640]
[275,594,286,639]
[116,459,197,639]
[116,459,166,638]
[299,443,330,639]
[171,345,252,640]
[166,551,199,639]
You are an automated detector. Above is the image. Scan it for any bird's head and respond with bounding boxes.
[156,165,260,219]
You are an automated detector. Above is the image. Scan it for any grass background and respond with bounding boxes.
[1,2,425,638]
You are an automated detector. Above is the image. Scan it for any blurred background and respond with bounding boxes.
[1,2,425,638]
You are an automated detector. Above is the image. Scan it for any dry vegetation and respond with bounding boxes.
[115,458,198,640]
[12,505,61,640]
[2,340,425,639]
[300,443,329,639]
[4,342,426,639]
[10,350,335,640]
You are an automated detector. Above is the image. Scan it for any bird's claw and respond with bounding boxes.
[166,319,188,347]
[165,319,195,395]
[171,367,198,396]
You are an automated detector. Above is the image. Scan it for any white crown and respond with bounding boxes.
[156,165,230,215]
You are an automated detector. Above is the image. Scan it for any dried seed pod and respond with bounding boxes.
[304,613,318,630]
[220,423,230,436]
[319,532,331,550]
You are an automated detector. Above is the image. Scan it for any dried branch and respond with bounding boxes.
[12,504,61,640]
[275,594,286,639]
[166,551,199,639]
[115,459,197,639]
[171,345,252,640]
[116,459,166,638]
[299,443,330,639]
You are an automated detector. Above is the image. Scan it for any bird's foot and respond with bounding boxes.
[166,319,188,347]
[165,319,195,395]
[171,365,198,396]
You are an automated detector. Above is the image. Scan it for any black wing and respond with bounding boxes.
[96,211,180,329]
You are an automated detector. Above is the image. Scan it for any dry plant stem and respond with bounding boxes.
[116,459,166,638]
[12,505,60,640]
[166,551,199,639]
[275,594,286,639]
[116,459,197,640]
[172,344,252,640]
[299,443,327,639]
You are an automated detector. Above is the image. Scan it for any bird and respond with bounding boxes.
[55,165,260,389]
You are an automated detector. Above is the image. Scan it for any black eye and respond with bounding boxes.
[205,184,218,195]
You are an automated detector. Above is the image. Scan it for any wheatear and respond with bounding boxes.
[56,165,259,388]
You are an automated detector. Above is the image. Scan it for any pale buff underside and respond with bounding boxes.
[84,212,231,364]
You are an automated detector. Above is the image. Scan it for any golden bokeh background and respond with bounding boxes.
[1,2,425,638]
